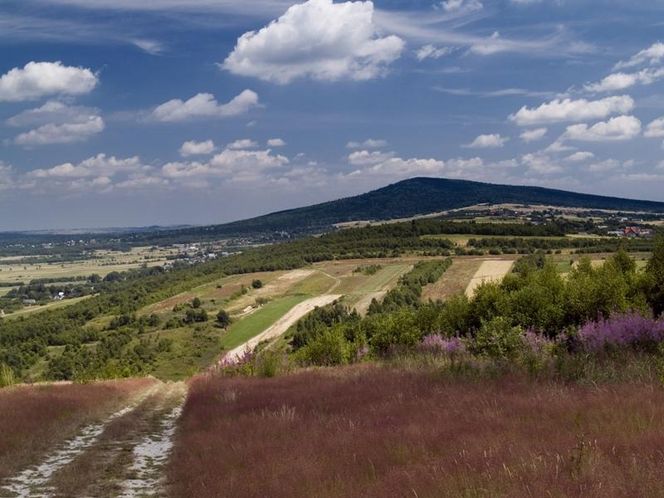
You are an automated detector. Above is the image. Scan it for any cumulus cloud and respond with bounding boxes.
[222,0,404,83]
[15,117,105,146]
[9,101,105,146]
[464,133,508,148]
[415,45,453,61]
[267,138,286,147]
[561,115,641,142]
[346,138,388,149]
[179,140,216,157]
[509,95,634,126]
[565,151,594,162]
[521,152,563,175]
[152,90,259,122]
[347,150,395,166]
[438,0,483,13]
[584,68,664,93]
[29,154,144,178]
[615,42,664,70]
[227,139,259,150]
[163,148,289,183]
[645,117,664,138]
[0,61,97,102]
[520,128,547,142]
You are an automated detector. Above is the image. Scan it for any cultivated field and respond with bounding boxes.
[465,259,515,297]
[0,246,175,285]
[169,366,664,498]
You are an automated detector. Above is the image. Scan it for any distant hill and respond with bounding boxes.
[151,177,664,240]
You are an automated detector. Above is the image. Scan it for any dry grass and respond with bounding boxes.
[169,366,664,497]
[0,378,156,481]
[465,259,515,298]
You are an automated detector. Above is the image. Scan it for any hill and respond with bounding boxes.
[144,177,664,240]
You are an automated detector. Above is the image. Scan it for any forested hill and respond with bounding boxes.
[147,177,664,240]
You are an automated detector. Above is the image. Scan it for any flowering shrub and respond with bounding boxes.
[522,329,553,356]
[578,313,664,352]
[420,334,466,355]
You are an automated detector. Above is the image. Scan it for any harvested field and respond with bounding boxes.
[465,259,514,297]
[170,366,664,498]
[422,258,482,301]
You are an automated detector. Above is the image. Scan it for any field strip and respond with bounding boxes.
[0,383,160,498]
[465,260,514,298]
[223,294,342,363]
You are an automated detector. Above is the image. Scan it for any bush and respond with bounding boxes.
[0,363,15,388]
[297,327,350,366]
[216,310,232,329]
[471,317,524,360]
[251,279,263,289]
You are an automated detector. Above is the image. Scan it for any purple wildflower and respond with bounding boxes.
[420,334,466,355]
[522,329,552,355]
[577,312,664,352]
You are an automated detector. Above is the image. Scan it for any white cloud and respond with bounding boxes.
[347,150,395,166]
[227,139,258,150]
[615,42,664,70]
[415,44,452,61]
[9,101,105,146]
[29,154,143,178]
[267,138,286,147]
[179,140,216,157]
[346,138,388,149]
[520,128,547,143]
[131,39,165,55]
[521,152,563,175]
[645,117,664,138]
[15,116,105,146]
[438,0,483,13]
[222,0,404,83]
[464,133,509,148]
[509,95,634,126]
[163,148,289,183]
[152,90,259,122]
[469,32,505,56]
[584,68,664,93]
[0,61,97,102]
[587,159,620,173]
[562,115,641,142]
[565,151,594,162]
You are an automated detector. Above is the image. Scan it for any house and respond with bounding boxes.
[623,226,654,238]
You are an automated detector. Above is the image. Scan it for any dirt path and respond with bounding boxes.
[0,381,186,498]
[223,294,342,363]
[465,260,514,298]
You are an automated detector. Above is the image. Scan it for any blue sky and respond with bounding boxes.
[1,0,663,230]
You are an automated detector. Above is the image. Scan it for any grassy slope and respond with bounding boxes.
[170,365,664,498]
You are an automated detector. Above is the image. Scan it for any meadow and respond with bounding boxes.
[170,365,664,497]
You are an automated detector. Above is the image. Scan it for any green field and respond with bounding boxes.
[219,294,309,351]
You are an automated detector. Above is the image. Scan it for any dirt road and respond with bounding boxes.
[465,260,514,298]
[1,381,186,498]
[223,294,342,363]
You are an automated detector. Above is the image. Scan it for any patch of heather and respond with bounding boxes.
[419,334,466,355]
[578,313,664,352]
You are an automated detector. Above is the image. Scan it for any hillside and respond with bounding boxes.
[148,177,664,240]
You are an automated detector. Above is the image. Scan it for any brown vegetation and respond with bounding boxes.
[0,378,155,481]
[170,366,664,497]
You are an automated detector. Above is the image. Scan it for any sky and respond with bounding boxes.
[1,0,664,231]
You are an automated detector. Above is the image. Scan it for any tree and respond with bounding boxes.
[251,279,263,289]
[646,236,664,317]
[216,309,232,329]
[192,297,202,309]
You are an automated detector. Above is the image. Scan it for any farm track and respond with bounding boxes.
[0,381,186,498]
[223,294,343,363]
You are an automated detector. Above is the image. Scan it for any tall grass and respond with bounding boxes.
[0,362,15,388]
[169,365,664,497]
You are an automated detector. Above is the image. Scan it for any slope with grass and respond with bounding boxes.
[169,365,664,498]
